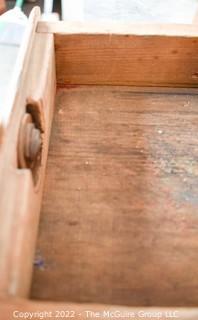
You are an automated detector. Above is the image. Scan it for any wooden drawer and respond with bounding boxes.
[0,7,198,319]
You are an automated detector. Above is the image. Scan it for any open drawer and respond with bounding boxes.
[0,7,198,319]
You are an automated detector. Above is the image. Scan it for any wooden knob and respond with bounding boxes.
[18,113,42,169]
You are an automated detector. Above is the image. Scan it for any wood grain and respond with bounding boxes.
[32,86,198,306]
[37,22,198,88]
[54,34,198,87]
[40,23,198,87]
[0,13,56,298]
[1,299,198,320]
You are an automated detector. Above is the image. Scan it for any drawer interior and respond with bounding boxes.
[31,85,198,306]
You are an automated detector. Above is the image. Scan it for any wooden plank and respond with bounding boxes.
[32,86,198,306]
[38,21,198,87]
[37,21,198,37]
[1,299,198,320]
[55,33,198,87]
[0,19,56,298]
[57,86,198,95]
[0,8,41,297]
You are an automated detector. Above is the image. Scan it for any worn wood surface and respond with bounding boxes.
[37,22,198,87]
[1,299,198,320]
[31,86,198,306]
[0,7,56,298]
